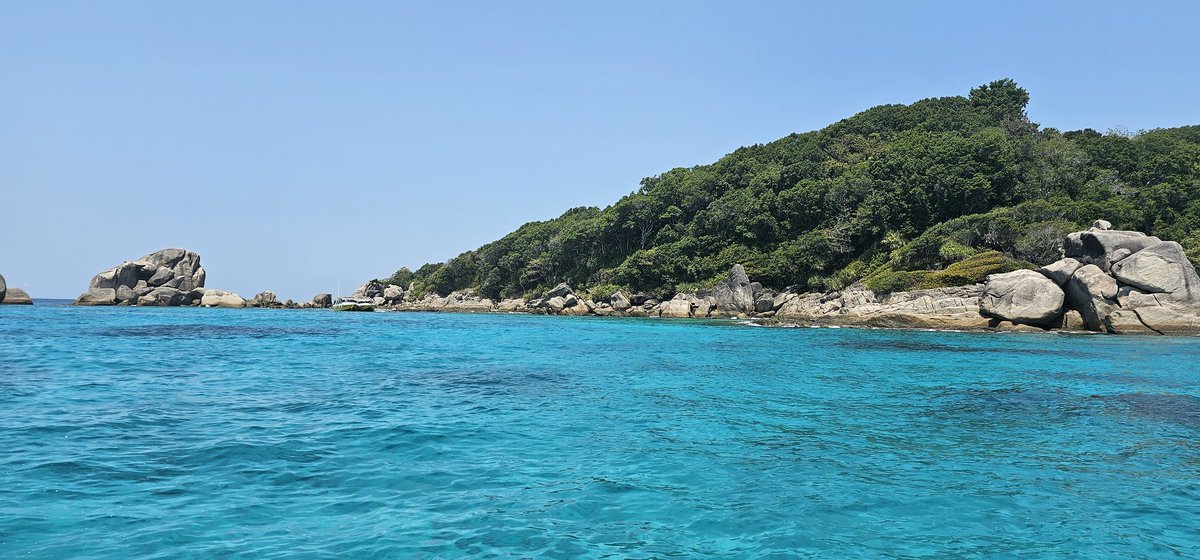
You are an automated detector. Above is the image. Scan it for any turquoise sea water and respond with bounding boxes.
[2,305,1199,559]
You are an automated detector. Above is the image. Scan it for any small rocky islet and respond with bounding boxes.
[71,248,333,309]
[0,273,32,305]
[61,221,1200,335]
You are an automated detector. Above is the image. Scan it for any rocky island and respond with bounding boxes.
[73,248,332,309]
[339,81,1200,336]
[54,81,1200,336]
[76,248,209,306]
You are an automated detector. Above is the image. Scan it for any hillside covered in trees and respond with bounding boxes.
[383,80,1200,301]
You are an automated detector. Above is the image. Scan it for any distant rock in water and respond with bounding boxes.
[249,291,280,308]
[1,286,33,305]
[0,274,32,305]
[75,248,206,306]
[312,293,333,308]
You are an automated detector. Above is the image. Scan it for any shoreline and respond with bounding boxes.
[16,291,1191,336]
[329,301,1150,336]
[53,223,1200,338]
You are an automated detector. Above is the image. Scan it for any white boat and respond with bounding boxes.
[332,299,375,312]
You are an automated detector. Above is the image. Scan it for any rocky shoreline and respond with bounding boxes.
[52,222,1200,336]
[337,222,1200,336]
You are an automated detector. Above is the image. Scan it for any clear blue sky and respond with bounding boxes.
[2,1,1197,299]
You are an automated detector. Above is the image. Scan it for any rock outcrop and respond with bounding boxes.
[350,281,385,300]
[138,287,196,307]
[312,293,333,308]
[979,269,1064,326]
[1109,241,1200,301]
[76,248,206,306]
[714,264,757,316]
[249,291,280,308]
[1064,227,1161,271]
[774,284,990,329]
[1037,258,1083,286]
[659,294,694,318]
[547,283,574,299]
[333,222,1200,335]
[977,224,1200,334]
[200,289,247,308]
[383,284,405,303]
[610,292,631,312]
[0,273,5,304]
[1064,265,1119,331]
[1,286,33,305]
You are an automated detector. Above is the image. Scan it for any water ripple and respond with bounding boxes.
[0,306,1198,558]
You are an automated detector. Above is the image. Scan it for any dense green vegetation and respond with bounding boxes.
[385,80,1200,299]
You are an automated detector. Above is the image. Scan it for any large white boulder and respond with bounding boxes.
[1110,241,1200,302]
[979,269,1065,326]
[659,295,693,318]
[201,289,247,308]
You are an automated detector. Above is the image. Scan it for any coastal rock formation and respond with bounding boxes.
[383,284,405,303]
[610,292,631,311]
[497,298,525,312]
[0,273,5,304]
[659,294,693,318]
[346,281,407,305]
[77,288,117,305]
[1104,308,1160,335]
[312,293,333,308]
[547,283,574,299]
[754,290,777,313]
[351,281,386,300]
[1064,227,1161,272]
[774,284,989,329]
[338,223,1200,335]
[76,248,206,306]
[138,287,196,307]
[1064,264,1120,331]
[714,264,757,316]
[984,225,1200,334]
[249,291,280,308]
[1037,258,1083,286]
[1,287,33,305]
[1109,241,1200,301]
[932,223,1200,334]
[200,289,247,308]
[979,269,1064,326]
[443,290,495,311]
[1123,302,1200,334]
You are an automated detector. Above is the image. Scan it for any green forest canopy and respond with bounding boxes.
[383,79,1200,301]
